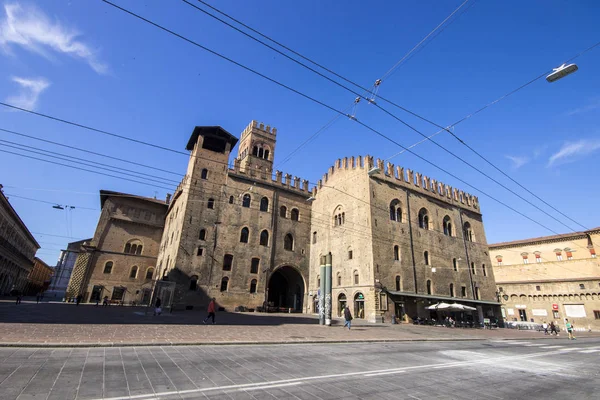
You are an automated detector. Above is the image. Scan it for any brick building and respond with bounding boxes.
[490,228,600,330]
[66,191,167,304]
[24,257,53,295]
[0,185,40,295]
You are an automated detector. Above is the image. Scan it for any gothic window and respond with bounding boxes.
[199,229,206,240]
[207,198,215,209]
[260,197,269,212]
[348,249,353,260]
[124,239,143,255]
[394,245,399,261]
[264,149,270,160]
[284,234,294,251]
[396,276,401,291]
[252,146,258,156]
[223,254,233,271]
[242,194,251,208]
[290,208,299,221]
[389,199,402,222]
[260,230,269,246]
[258,148,264,158]
[427,280,432,295]
[145,267,154,280]
[103,262,113,274]
[443,215,453,236]
[463,222,474,242]
[280,206,287,218]
[250,258,259,274]
[201,168,208,180]
[453,258,458,271]
[129,266,138,279]
[240,227,249,243]
[250,279,257,293]
[354,270,359,285]
[337,272,342,286]
[424,251,429,266]
[418,208,429,230]
[450,283,455,297]
[312,231,317,244]
[189,275,198,291]
[220,277,229,292]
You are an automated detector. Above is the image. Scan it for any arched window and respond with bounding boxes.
[337,272,341,286]
[354,270,359,285]
[443,215,452,236]
[103,262,113,274]
[475,287,481,300]
[189,275,198,291]
[334,215,339,226]
[471,262,476,275]
[124,239,143,255]
[258,148,264,158]
[199,229,206,240]
[280,206,287,218]
[240,227,249,243]
[284,234,294,251]
[389,199,402,222]
[124,243,131,253]
[250,258,259,274]
[418,208,429,230]
[260,197,269,212]
[252,146,258,156]
[312,231,317,244]
[395,275,401,291]
[450,283,455,297]
[424,251,429,265]
[453,258,458,272]
[201,168,208,180]
[394,245,399,261]
[341,212,345,224]
[220,277,229,292]
[290,208,299,221]
[223,254,233,271]
[207,198,215,209]
[482,264,487,277]
[260,230,269,246]
[463,222,474,242]
[242,194,251,208]
[264,149,270,160]
[129,266,138,279]
[333,205,344,227]
[250,279,257,293]
[145,267,154,280]
[426,279,432,295]
[229,196,234,204]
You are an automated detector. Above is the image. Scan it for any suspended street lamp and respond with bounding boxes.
[546,63,578,83]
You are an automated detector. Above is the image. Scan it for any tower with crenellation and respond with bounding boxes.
[237,120,277,174]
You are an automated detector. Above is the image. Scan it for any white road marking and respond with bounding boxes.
[523,344,545,347]
[364,370,406,377]
[242,382,303,391]
[557,347,584,352]
[540,346,564,349]
[93,348,575,400]
[579,349,600,353]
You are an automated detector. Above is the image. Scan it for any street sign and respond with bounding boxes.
[552,303,559,310]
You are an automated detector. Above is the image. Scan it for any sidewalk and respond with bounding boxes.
[0,302,596,347]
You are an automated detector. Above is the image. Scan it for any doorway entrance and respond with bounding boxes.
[354,292,365,319]
[90,285,103,303]
[518,309,527,321]
[267,266,304,311]
[338,293,347,317]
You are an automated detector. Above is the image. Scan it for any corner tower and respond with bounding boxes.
[237,120,276,173]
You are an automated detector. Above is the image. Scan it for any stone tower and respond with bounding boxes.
[237,120,277,173]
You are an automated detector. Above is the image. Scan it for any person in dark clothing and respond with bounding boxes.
[154,298,162,316]
[550,321,559,335]
[76,294,83,305]
[343,306,353,330]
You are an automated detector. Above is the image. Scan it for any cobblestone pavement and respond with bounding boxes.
[1,301,598,347]
[0,338,599,399]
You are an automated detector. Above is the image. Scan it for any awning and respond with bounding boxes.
[386,290,501,306]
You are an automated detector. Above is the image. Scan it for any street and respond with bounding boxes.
[1,338,598,399]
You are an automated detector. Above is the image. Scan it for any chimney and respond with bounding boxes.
[165,193,172,205]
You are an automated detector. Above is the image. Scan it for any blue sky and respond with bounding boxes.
[1,0,599,266]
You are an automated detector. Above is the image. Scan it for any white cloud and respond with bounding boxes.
[5,76,50,110]
[547,139,600,167]
[0,3,107,74]
[505,155,529,170]
[566,99,600,116]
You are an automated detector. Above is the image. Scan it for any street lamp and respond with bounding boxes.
[546,63,578,83]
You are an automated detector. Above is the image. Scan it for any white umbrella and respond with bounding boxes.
[450,303,477,311]
[425,302,453,310]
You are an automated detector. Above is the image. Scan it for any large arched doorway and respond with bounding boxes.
[267,266,304,311]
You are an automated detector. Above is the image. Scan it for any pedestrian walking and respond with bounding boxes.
[565,319,576,340]
[15,292,22,305]
[542,321,548,335]
[36,291,41,304]
[76,294,83,305]
[102,296,109,306]
[203,298,216,324]
[343,305,353,330]
[154,297,162,316]
[549,321,559,335]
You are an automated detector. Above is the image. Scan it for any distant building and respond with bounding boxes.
[490,227,600,330]
[24,257,53,295]
[0,185,40,295]
[46,239,91,300]
[66,191,167,304]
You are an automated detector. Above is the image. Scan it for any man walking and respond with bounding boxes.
[542,321,548,335]
[203,297,216,324]
[549,321,559,336]
[343,305,353,330]
[565,319,576,340]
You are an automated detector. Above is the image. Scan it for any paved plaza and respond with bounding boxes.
[1,338,599,399]
[1,301,598,347]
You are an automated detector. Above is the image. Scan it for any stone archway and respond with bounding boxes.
[267,266,304,311]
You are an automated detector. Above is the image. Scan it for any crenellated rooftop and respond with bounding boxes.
[230,158,310,196]
[310,155,481,212]
[241,120,277,138]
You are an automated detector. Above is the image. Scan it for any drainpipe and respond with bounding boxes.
[406,190,418,293]
[264,190,280,310]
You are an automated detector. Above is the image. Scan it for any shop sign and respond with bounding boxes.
[552,303,559,310]
[515,304,526,309]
